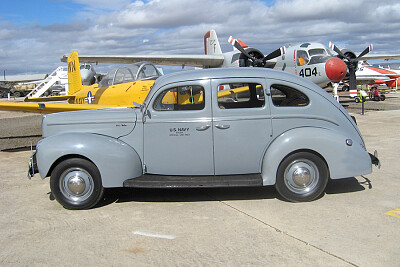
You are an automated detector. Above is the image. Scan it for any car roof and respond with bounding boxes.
[152,67,321,93]
[147,67,345,112]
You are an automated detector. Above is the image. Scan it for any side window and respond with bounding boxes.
[217,83,265,109]
[271,84,309,107]
[154,85,205,111]
[297,50,309,66]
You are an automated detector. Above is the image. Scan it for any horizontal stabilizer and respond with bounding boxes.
[24,95,75,102]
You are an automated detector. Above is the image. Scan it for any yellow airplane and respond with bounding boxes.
[0,52,162,113]
[0,52,256,113]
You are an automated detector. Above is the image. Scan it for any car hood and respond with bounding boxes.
[42,107,138,138]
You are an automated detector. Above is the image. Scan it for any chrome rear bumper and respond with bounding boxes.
[369,150,381,169]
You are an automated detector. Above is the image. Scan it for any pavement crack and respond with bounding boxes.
[212,197,358,267]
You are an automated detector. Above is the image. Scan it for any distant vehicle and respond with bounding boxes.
[0,85,11,98]
[28,68,379,209]
[369,87,386,101]
[0,84,31,98]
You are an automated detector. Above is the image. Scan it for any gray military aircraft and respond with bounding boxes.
[62,30,348,89]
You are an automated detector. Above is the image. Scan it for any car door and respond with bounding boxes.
[212,78,273,175]
[143,79,214,175]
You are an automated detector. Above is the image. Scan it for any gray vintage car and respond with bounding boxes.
[29,68,379,209]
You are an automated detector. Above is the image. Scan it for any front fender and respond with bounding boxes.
[261,127,372,185]
[36,133,143,187]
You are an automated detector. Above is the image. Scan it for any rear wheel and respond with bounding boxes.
[275,152,329,202]
[50,158,104,210]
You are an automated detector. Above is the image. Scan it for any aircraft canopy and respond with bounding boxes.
[99,62,162,87]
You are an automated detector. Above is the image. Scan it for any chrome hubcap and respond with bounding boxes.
[284,159,319,194]
[67,175,86,195]
[60,168,93,203]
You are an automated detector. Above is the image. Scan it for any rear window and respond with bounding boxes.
[271,84,309,107]
[217,83,265,109]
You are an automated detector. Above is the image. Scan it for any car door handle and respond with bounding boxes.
[196,125,211,131]
[215,124,230,130]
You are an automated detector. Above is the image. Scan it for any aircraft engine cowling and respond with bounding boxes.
[385,78,399,88]
[239,48,265,67]
[338,49,357,60]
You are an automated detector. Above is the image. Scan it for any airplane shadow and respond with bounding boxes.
[94,176,370,208]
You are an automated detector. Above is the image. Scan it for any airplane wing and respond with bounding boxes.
[0,102,133,114]
[61,54,225,68]
[360,54,400,61]
[24,95,75,102]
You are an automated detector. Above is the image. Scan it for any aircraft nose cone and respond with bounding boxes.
[325,58,347,82]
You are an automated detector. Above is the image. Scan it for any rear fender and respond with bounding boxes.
[261,127,372,185]
[36,133,142,187]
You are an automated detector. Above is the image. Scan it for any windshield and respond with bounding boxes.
[98,69,117,87]
[308,49,327,57]
[80,64,92,70]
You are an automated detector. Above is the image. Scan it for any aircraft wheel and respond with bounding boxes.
[275,152,329,202]
[50,158,104,210]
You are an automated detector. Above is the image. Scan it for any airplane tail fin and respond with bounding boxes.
[67,52,83,95]
[204,30,222,55]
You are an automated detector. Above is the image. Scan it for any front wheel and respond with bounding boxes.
[50,158,104,210]
[275,152,329,202]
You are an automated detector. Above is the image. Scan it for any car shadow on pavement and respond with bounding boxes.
[97,186,279,207]
[325,177,368,195]
[94,177,370,208]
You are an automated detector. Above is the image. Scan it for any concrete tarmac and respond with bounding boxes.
[0,95,399,266]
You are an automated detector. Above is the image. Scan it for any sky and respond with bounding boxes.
[1,0,400,76]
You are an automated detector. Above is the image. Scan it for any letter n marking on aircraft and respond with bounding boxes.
[68,61,76,72]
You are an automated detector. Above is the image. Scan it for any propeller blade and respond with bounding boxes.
[329,41,346,58]
[228,36,255,60]
[264,46,285,61]
[357,44,373,59]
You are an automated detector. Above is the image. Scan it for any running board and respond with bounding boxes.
[123,174,263,188]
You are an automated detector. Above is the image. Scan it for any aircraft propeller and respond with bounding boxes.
[228,36,285,67]
[329,42,373,91]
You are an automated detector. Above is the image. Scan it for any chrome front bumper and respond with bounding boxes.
[28,152,38,179]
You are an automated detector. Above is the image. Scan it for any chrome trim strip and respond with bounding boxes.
[47,121,136,126]
[212,116,271,122]
[271,116,339,126]
[145,118,212,124]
